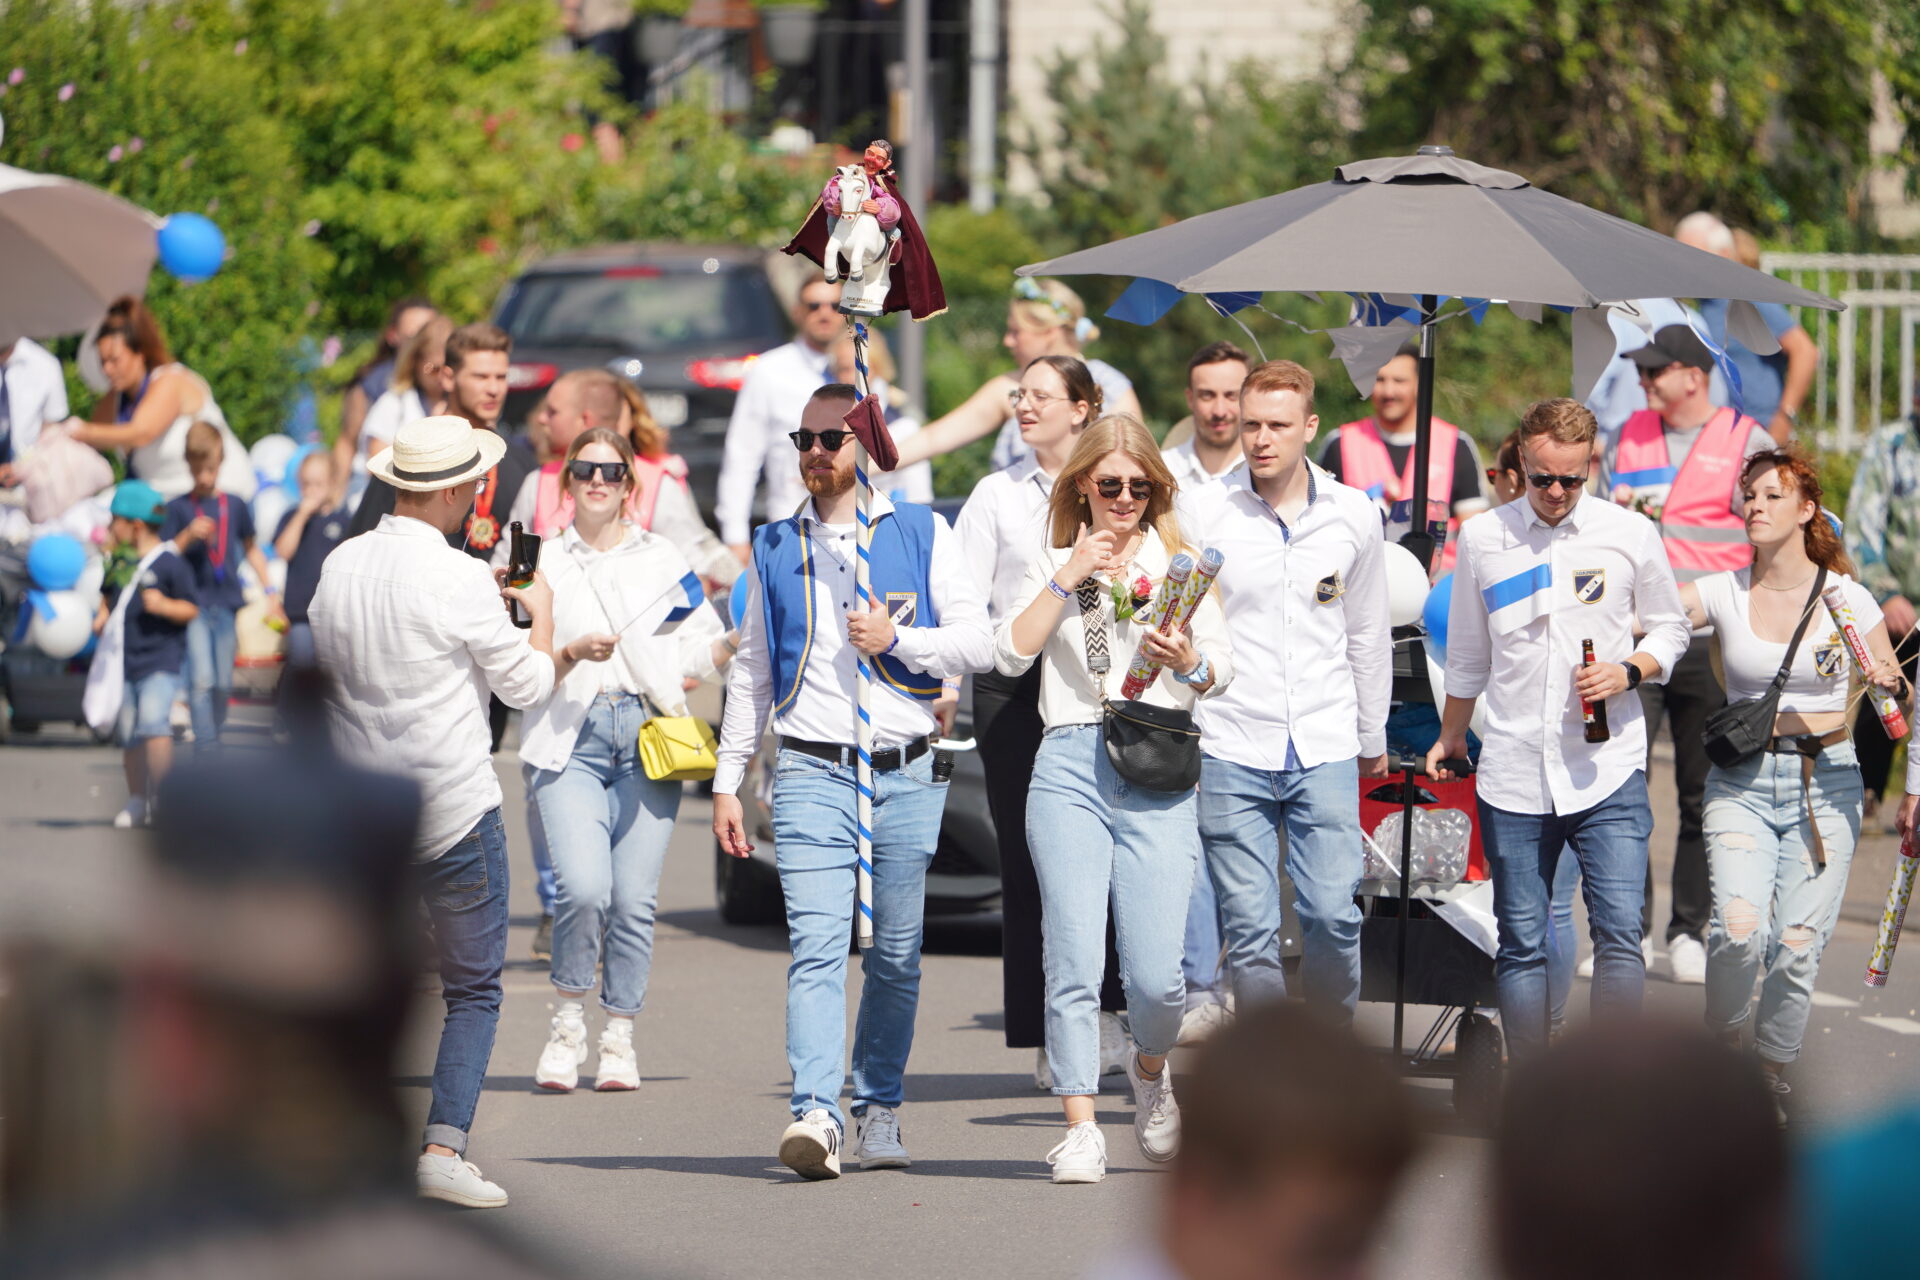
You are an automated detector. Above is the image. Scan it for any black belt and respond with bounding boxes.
[1765,727,1849,757]
[779,735,931,772]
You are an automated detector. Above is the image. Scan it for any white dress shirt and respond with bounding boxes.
[995,528,1235,728]
[714,340,831,544]
[357,387,428,473]
[2,338,69,457]
[496,466,740,586]
[311,514,557,859]
[1161,439,1245,496]
[715,494,993,795]
[1187,464,1391,770]
[1445,494,1691,815]
[953,455,1056,619]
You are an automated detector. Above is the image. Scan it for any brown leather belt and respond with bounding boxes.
[1764,727,1851,871]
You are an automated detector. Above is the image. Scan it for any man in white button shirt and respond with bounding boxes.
[713,383,991,1181]
[715,273,844,562]
[1188,360,1392,1020]
[0,336,70,486]
[311,416,615,1209]
[1162,341,1250,496]
[1426,399,1691,1061]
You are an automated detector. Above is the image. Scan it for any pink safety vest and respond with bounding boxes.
[532,452,690,537]
[1338,416,1462,571]
[1611,407,1756,580]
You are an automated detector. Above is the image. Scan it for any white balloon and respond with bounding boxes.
[252,484,291,556]
[73,556,106,601]
[28,590,95,661]
[248,434,298,484]
[1383,542,1431,628]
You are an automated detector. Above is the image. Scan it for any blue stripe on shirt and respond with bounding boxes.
[1482,563,1553,612]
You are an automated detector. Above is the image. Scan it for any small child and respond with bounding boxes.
[270,449,348,672]
[161,422,274,747]
[98,480,199,827]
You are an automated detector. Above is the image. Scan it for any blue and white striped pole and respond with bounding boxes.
[851,320,876,952]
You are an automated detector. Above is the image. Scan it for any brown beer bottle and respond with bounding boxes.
[1581,638,1610,743]
[507,521,538,630]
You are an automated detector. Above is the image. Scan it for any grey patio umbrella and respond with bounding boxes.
[0,161,160,341]
[1018,147,1843,568]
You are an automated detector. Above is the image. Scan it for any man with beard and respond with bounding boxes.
[713,383,990,1181]
[1162,342,1250,497]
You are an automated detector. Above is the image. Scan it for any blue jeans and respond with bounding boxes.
[284,619,317,671]
[184,603,237,746]
[419,807,510,1155]
[1200,754,1364,1016]
[531,695,680,1015]
[771,745,949,1127]
[1547,850,1580,1029]
[1480,772,1652,1061]
[1028,725,1198,1094]
[1703,743,1863,1064]
[521,761,558,915]
[1183,858,1225,997]
[117,668,184,744]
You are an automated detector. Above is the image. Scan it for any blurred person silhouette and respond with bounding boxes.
[1092,1000,1416,1280]
[1492,1020,1790,1280]
[1799,1097,1920,1280]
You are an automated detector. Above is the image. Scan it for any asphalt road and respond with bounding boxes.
[7,716,1920,1280]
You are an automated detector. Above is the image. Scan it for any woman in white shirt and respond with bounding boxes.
[522,427,737,1092]
[1682,449,1905,1115]
[996,415,1233,1184]
[349,317,453,510]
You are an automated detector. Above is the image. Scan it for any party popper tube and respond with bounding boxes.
[1822,584,1909,740]
[1119,554,1193,700]
[1119,548,1225,699]
[1866,829,1920,987]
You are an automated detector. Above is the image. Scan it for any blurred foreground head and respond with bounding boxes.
[1492,1020,1789,1280]
[1164,1002,1417,1280]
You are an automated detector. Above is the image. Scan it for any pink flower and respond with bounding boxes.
[128,136,144,153]
[560,132,584,153]
[302,219,321,236]
[57,82,74,101]
[233,39,248,55]
[321,336,342,367]
[1132,573,1152,601]
[107,144,123,162]
[303,300,321,318]
[7,68,23,87]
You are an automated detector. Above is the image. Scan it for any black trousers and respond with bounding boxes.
[974,667,1124,1049]
[1854,626,1918,799]
[1637,635,1720,942]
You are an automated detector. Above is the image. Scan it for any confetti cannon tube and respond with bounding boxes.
[1821,584,1909,740]
[1118,554,1193,700]
[1866,830,1920,987]
[1119,548,1223,699]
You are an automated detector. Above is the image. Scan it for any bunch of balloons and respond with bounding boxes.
[245,433,311,561]
[16,532,104,662]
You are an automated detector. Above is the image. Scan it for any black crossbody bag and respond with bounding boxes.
[1700,567,1827,770]
[1076,581,1202,792]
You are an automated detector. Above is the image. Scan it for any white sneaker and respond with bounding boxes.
[1576,938,1655,978]
[593,1022,640,1092]
[1669,934,1707,985]
[1644,937,1656,968]
[1034,1047,1054,1092]
[779,1108,842,1180]
[534,1004,588,1092]
[1177,996,1232,1047]
[112,797,148,829]
[1098,1011,1130,1077]
[1575,952,1595,979]
[416,1153,508,1208]
[1047,1121,1107,1184]
[1125,1052,1181,1163]
[852,1105,911,1169]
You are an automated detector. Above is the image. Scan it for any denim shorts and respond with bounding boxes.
[118,669,184,745]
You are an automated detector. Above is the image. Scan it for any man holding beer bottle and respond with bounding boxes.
[1425,399,1691,1060]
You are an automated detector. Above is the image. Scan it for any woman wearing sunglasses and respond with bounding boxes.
[997,416,1234,1183]
[521,427,739,1093]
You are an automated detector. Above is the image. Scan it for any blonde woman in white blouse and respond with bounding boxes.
[996,415,1233,1184]
[522,427,737,1093]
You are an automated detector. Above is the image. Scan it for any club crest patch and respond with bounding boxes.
[1315,572,1345,604]
[884,591,919,626]
[1813,636,1846,678]
[1572,569,1606,604]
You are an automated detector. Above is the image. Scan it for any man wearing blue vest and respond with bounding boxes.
[714,383,992,1181]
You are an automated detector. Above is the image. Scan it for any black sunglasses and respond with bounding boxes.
[1094,477,1156,501]
[801,300,839,313]
[567,459,629,484]
[1526,470,1586,492]
[789,429,852,452]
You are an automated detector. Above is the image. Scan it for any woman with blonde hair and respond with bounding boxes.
[996,414,1233,1183]
[890,279,1143,472]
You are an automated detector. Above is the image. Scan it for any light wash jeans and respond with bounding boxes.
[521,761,558,916]
[419,807,510,1155]
[771,745,949,1128]
[184,603,237,747]
[1703,742,1863,1064]
[1480,771,1652,1062]
[1200,753,1364,1016]
[530,694,681,1016]
[1028,725,1198,1095]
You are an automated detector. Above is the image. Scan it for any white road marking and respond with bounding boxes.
[1811,991,1860,1009]
[1859,1015,1920,1035]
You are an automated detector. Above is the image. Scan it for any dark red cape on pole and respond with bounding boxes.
[782,171,947,322]
[842,394,898,471]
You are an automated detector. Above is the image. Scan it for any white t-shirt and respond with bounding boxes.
[1693,568,1882,712]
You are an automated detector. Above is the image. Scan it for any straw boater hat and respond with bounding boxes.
[366,415,506,491]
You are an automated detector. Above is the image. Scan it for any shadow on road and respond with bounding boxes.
[521,1153,1065,1181]
[903,1071,1053,1104]
[395,1074,691,1094]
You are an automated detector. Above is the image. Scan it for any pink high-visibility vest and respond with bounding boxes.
[532,452,690,537]
[1611,407,1756,580]
[1338,416,1462,571]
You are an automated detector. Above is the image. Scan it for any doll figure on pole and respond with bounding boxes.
[785,138,947,323]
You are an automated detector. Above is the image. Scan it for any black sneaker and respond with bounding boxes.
[531,913,554,962]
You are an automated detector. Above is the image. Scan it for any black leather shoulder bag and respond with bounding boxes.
[1701,566,1826,770]
[1076,580,1202,792]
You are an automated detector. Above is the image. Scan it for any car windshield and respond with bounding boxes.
[501,269,781,348]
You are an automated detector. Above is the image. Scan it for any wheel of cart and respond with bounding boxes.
[1356,753,1504,1125]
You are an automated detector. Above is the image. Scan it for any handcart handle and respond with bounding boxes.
[1389,754,1475,778]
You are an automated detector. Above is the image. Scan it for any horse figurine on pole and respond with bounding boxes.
[823,163,891,314]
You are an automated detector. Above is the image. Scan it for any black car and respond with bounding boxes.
[491,243,788,513]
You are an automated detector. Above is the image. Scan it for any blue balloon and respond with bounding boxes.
[157,212,226,282]
[1423,572,1454,661]
[728,573,751,630]
[26,533,87,591]
[284,442,321,494]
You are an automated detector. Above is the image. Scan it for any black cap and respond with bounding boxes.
[1624,324,1715,374]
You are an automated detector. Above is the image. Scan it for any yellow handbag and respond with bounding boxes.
[638,715,720,782]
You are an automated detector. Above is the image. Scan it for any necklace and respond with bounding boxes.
[1755,570,1817,592]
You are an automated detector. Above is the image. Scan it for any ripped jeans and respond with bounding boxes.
[1703,740,1863,1064]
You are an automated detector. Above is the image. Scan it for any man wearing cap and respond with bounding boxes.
[712,383,991,1181]
[310,415,617,1208]
[1602,323,1772,984]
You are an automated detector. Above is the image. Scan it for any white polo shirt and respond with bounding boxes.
[2,338,69,457]
[953,455,1055,620]
[1162,440,1245,496]
[1445,493,1691,815]
[1187,464,1392,770]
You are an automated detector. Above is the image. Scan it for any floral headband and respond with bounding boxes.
[1012,277,1093,342]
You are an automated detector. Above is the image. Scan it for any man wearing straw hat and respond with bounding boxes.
[310,415,616,1208]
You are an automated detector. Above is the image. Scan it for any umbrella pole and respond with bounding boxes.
[1404,296,1440,572]
[851,320,877,953]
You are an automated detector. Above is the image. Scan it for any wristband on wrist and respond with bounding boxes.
[1045,578,1072,602]
[1174,652,1211,686]
[884,631,901,655]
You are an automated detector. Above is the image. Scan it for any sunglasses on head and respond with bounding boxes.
[567,459,629,484]
[790,429,852,452]
[1093,477,1155,501]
